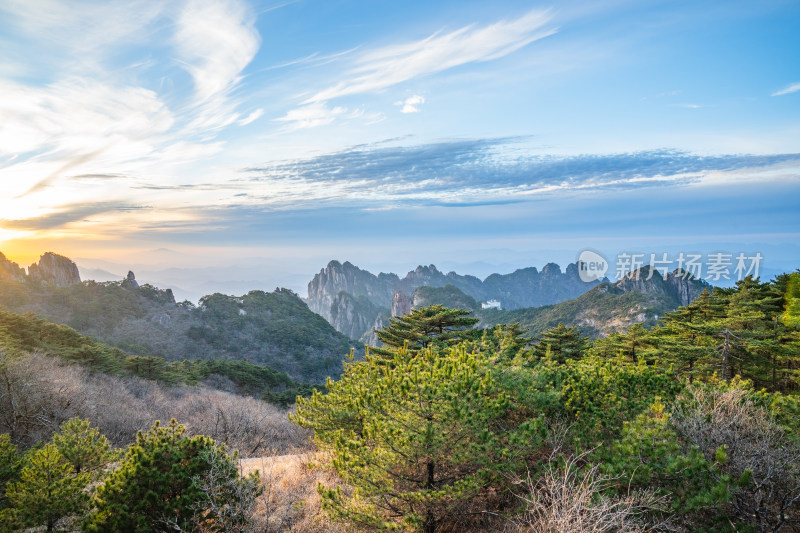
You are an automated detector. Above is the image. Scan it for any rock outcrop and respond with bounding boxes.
[664,268,706,306]
[307,260,398,323]
[391,291,412,317]
[27,252,80,287]
[329,292,382,340]
[616,267,707,306]
[122,271,140,290]
[0,252,26,283]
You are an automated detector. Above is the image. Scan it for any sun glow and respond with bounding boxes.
[0,228,30,246]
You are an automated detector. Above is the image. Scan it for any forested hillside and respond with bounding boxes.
[0,252,355,382]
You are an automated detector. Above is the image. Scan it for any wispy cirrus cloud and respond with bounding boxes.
[279,10,555,129]
[772,82,800,96]
[0,202,147,231]
[0,0,264,202]
[304,10,555,104]
[0,0,167,73]
[174,0,262,131]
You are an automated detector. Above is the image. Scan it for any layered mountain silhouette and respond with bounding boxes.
[307,260,709,341]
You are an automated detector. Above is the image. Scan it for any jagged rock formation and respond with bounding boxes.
[329,291,382,340]
[391,291,412,317]
[311,260,710,342]
[307,260,604,340]
[665,269,705,306]
[27,252,80,287]
[307,260,398,323]
[0,252,26,283]
[122,271,139,290]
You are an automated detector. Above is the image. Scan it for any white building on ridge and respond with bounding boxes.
[481,299,501,310]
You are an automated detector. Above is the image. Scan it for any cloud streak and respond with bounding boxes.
[175,0,259,103]
[0,202,146,231]
[303,10,555,104]
[0,0,264,199]
[772,82,800,96]
[276,10,555,130]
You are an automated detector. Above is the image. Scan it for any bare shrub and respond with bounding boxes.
[0,350,86,447]
[176,389,311,456]
[508,453,671,533]
[672,382,800,533]
[239,453,347,533]
[192,446,263,533]
[0,351,311,455]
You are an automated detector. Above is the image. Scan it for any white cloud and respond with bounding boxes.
[174,0,260,104]
[303,9,555,104]
[0,0,166,74]
[274,102,348,130]
[395,95,425,113]
[772,82,800,97]
[0,0,266,206]
[0,78,173,158]
[239,109,264,126]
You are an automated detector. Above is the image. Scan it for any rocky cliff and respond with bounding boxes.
[329,291,383,340]
[0,252,26,283]
[391,291,412,317]
[27,252,81,287]
[307,260,398,323]
[615,267,706,306]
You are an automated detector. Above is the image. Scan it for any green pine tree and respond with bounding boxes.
[590,323,655,364]
[52,418,112,476]
[84,419,243,532]
[474,322,530,362]
[0,434,21,511]
[292,343,544,533]
[783,272,800,328]
[530,323,589,363]
[5,443,90,532]
[370,304,479,358]
[650,293,720,382]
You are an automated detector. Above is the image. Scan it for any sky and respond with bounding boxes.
[0,0,799,299]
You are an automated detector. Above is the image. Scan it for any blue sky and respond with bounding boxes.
[0,0,798,297]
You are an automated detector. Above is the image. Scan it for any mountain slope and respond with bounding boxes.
[0,253,355,383]
[477,267,710,337]
[0,308,310,405]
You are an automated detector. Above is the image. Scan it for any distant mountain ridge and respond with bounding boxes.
[307,259,711,341]
[307,260,605,341]
[477,265,710,337]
